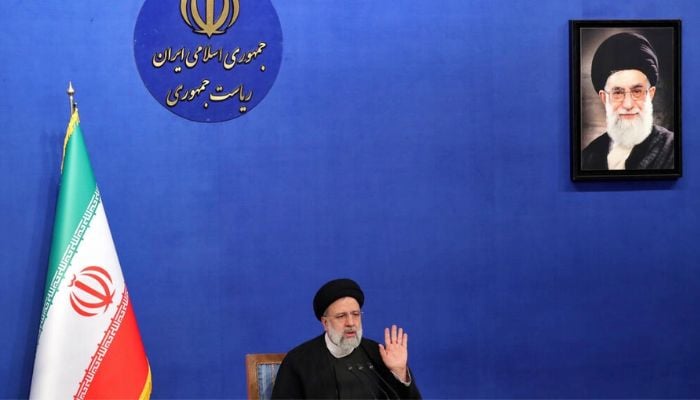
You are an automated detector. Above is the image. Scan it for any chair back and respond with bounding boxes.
[245,353,285,400]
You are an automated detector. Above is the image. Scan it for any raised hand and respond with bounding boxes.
[378,324,409,382]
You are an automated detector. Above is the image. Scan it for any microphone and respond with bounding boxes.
[357,363,390,399]
[366,362,400,400]
[346,364,378,400]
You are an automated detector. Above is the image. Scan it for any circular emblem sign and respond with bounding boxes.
[134,0,283,122]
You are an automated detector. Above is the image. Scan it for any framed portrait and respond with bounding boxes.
[570,20,681,181]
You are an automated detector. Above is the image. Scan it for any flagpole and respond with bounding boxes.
[67,82,77,116]
[32,85,152,400]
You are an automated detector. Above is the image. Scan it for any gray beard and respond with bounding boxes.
[605,96,654,148]
[327,326,362,354]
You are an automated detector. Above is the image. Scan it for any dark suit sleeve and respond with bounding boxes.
[387,367,421,399]
[402,368,422,399]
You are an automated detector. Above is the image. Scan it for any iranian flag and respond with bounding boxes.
[30,110,152,400]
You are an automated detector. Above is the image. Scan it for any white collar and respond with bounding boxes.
[607,142,634,170]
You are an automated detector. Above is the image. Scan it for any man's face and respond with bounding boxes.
[599,69,655,120]
[321,296,363,351]
[599,69,656,147]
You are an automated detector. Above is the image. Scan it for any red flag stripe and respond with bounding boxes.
[74,289,150,399]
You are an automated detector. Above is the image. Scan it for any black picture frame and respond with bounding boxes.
[570,20,681,181]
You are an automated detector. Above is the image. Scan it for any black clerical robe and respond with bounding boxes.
[271,334,421,399]
[581,125,674,170]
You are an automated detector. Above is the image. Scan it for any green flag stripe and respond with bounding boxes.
[39,118,99,331]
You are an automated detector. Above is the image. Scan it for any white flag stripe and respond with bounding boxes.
[31,200,126,399]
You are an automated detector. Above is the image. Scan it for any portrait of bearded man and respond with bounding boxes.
[580,31,675,171]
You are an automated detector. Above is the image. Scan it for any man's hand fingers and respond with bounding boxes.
[385,325,409,347]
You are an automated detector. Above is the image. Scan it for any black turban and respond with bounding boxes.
[591,32,659,92]
[313,278,364,320]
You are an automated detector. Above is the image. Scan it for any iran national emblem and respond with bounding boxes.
[68,266,115,317]
[180,0,240,38]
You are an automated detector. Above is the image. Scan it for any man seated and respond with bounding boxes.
[272,278,421,399]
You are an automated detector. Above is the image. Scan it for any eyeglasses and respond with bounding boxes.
[603,87,649,103]
[324,310,363,322]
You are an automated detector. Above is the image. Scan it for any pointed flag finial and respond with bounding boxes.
[67,82,77,116]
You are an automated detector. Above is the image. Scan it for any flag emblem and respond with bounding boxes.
[69,266,115,317]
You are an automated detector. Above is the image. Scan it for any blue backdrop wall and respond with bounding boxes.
[2,1,699,398]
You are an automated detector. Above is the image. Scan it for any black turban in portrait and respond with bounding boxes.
[591,32,659,92]
[313,278,364,320]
